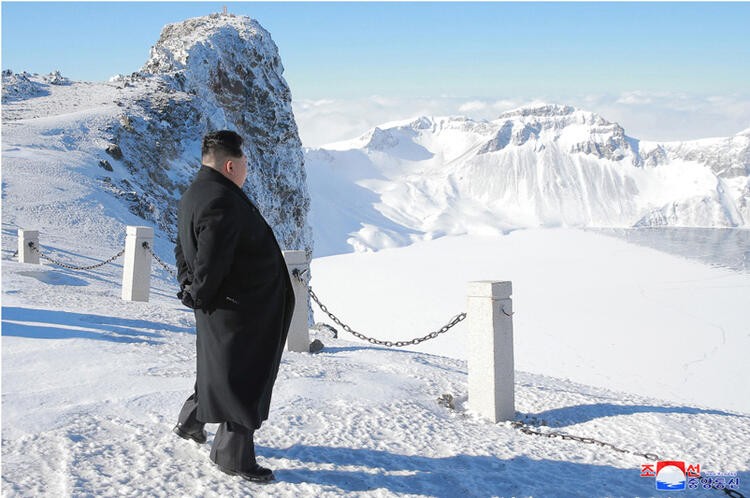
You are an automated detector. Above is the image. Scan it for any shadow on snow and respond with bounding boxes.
[259,444,673,497]
[525,402,748,426]
[1,306,192,344]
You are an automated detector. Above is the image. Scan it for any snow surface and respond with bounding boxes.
[2,229,749,497]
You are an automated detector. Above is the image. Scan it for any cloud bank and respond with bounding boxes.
[292,92,750,148]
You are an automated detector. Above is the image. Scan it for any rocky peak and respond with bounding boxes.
[107,14,311,253]
[498,103,577,119]
[498,104,612,129]
[141,14,289,128]
[365,127,400,150]
[409,116,434,130]
[476,104,637,163]
[664,131,750,178]
[44,70,71,86]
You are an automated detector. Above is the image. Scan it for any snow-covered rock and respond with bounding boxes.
[43,70,71,86]
[127,13,311,251]
[1,70,49,102]
[661,128,750,178]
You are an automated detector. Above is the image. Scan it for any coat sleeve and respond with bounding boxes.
[174,235,191,288]
[189,198,240,309]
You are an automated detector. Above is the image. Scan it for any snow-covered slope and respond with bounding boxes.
[3,230,749,496]
[306,105,749,255]
[2,13,312,255]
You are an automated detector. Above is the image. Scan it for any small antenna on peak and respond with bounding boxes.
[222,5,227,15]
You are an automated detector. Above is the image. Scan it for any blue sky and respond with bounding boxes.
[2,2,750,144]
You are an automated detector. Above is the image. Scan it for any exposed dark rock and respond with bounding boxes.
[106,144,123,160]
[309,339,325,353]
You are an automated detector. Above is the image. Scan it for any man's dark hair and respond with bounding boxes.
[201,130,244,160]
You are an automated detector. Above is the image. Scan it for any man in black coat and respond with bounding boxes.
[172,130,295,482]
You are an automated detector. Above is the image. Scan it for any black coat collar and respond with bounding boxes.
[197,165,258,211]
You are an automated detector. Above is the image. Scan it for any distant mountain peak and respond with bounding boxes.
[364,127,400,150]
[497,104,615,130]
[498,103,578,119]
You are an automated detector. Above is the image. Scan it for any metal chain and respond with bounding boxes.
[510,421,745,498]
[142,242,178,278]
[510,420,661,461]
[28,242,125,271]
[306,284,466,347]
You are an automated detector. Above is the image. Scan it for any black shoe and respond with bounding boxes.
[216,463,275,483]
[173,423,207,444]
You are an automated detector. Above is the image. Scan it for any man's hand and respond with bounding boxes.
[177,285,197,309]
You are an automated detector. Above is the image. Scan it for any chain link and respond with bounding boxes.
[142,242,178,278]
[29,242,125,271]
[307,284,466,347]
[510,421,745,498]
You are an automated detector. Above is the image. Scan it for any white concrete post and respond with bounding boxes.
[18,229,40,264]
[121,226,154,302]
[467,280,515,422]
[283,250,310,352]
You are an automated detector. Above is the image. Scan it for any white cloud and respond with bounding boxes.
[458,100,488,113]
[292,92,750,147]
[457,99,519,115]
[578,91,750,141]
[615,91,656,105]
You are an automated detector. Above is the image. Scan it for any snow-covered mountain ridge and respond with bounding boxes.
[307,105,749,255]
[2,13,312,256]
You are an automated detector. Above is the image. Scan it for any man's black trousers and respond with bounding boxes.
[177,385,257,471]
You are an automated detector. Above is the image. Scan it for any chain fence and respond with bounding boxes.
[143,242,178,278]
[292,269,467,347]
[300,271,466,347]
[12,239,177,280]
[28,242,125,271]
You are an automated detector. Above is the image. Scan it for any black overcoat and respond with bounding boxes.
[175,166,295,430]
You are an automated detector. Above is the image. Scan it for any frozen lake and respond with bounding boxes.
[590,228,750,274]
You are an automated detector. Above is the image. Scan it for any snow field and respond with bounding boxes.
[3,227,749,496]
[310,229,750,415]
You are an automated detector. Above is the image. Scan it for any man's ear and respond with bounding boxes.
[223,158,233,174]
